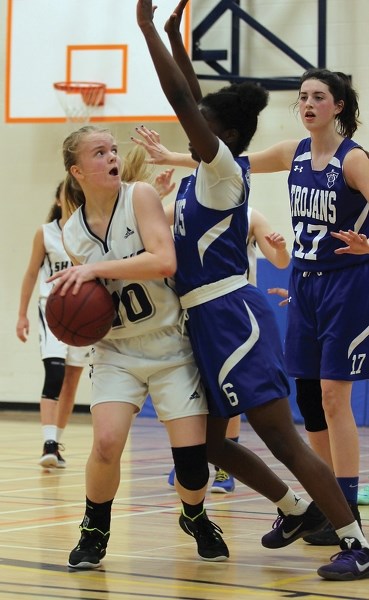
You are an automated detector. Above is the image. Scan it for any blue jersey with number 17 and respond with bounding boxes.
[288,137,369,271]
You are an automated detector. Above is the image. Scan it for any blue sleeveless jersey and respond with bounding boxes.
[173,154,290,417]
[288,137,369,271]
[174,157,250,296]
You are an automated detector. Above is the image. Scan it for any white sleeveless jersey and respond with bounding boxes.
[62,182,181,339]
[246,207,257,286]
[40,220,73,299]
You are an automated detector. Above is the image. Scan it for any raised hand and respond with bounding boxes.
[164,0,189,36]
[136,0,156,29]
[154,168,176,200]
[131,126,172,165]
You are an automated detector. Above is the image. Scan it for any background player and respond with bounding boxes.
[16,182,88,468]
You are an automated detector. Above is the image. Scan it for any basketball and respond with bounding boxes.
[45,279,115,346]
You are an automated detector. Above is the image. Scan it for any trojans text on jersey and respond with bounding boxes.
[290,185,337,223]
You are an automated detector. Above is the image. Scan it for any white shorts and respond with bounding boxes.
[38,298,90,367]
[89,325,208,421]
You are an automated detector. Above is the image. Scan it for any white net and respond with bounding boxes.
[53,81,106,123]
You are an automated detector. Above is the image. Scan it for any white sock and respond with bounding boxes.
[277,488,309,516]
[336,522,369,548]
[42,425,57,442]
[56,427,64,443]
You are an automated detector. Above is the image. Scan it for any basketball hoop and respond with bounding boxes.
[53,81,106,123]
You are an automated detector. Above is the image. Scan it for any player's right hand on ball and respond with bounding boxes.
[47,264,97,296]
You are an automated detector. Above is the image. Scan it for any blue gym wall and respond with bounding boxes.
[138,259,369,425]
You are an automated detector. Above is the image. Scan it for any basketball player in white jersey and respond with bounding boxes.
[47,127,230,569]
[16,182,88,469]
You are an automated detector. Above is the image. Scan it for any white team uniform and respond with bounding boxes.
[39,220,89,366]
[62,182,207,419]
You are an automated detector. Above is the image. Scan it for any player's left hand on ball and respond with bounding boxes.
[47,265,96,295]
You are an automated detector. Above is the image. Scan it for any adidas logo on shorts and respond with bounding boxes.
[124,227,134,238]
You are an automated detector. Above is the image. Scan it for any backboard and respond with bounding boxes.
[5,0,191,123]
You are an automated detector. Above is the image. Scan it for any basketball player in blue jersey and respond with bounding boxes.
[161,203,291,493]
[137,0,369,581]
[16,182,88,469]
[248,70,369,551]
[151,165,292,497]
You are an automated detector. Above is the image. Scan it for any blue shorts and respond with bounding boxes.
[186,284,290,418]
[285,263,369,380]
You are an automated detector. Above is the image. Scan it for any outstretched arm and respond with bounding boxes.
[132,126,197,168]
[248,140,299,173]
[164,0,202,103]
[137,0,219,164]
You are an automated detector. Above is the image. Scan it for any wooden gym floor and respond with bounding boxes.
[0,410,369,600]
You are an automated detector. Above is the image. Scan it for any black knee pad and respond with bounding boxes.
[171,444,209,491]
[41,357,65,400]
[295,378,327,432]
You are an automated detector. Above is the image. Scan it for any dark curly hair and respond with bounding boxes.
[200,82,269,155]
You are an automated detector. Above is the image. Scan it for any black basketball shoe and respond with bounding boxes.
[68,528,110,569]
[179,510,229,561]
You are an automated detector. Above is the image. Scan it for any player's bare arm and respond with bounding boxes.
[248,139,299,173]
[131,181,177,274]
[251,209,290,268]
[16,227,46,342]
[343,147,369,201]
[164,0,203,103]
[47,184,176,295]
[137,0,220,165]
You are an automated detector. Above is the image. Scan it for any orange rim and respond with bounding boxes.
[53,81,106,106]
